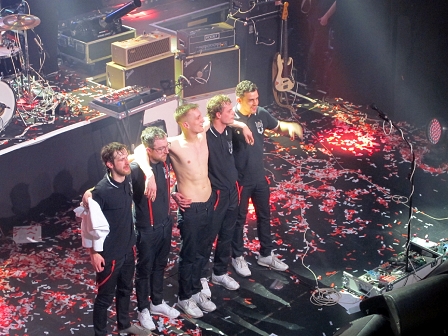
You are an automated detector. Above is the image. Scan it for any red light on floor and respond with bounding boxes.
[317,127,380,156]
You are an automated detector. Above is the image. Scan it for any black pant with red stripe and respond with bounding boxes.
[135,216,173,311]
[232,179,274,258]
[202,186,238,277]
[93,249,135,336]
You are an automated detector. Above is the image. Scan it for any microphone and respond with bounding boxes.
[370,103,389,121]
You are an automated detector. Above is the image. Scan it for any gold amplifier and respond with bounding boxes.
[111,32,173,67]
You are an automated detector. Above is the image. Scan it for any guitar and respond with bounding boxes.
[274,2,294,92]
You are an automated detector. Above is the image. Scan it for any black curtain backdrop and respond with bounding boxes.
[289,0,448,125]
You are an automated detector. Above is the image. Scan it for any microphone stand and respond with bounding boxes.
[370,104,416,272]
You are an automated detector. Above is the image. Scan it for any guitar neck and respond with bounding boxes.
[281,7,289,77]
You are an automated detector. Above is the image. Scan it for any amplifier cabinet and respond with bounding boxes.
[58,26,136,64]
[106,53,177,95]
[230,13,279,106]
[177,46,240,99]
[111,32,173,67]
[177,22,235,56]
[229,0,278,19]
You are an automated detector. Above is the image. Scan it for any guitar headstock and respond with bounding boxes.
[282,2,289,21]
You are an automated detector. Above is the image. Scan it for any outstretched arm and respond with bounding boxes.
[276,121,304,141]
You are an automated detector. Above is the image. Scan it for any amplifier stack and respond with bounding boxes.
[177,22,235,56]
[105,23,240,99]
[106,31,176,92]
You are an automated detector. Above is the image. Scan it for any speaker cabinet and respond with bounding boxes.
[229,12,279,106]
[360,274,448,336]
[178,46,240,99]
[106,53,176,95]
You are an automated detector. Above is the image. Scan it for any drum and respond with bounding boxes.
[0,80,16,132]
[0,46,22,80]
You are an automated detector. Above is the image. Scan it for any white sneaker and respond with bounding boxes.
[232,256,251,277]
[192,292,217,312]
[177,297,203,318]
[212,273,240,290]
[137,308,156,331]
[150,301,180,319]
[257,252,289,271]
[200,277,211,297]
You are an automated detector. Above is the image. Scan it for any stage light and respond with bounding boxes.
[423,118,448,166]
[104,0,141,24]
[426,118,448,145]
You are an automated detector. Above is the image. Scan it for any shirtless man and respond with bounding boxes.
[134,103,253,318]
[134,103,216,318]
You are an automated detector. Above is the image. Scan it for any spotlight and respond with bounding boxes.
[423,118,448,166]
[426,118,448,145]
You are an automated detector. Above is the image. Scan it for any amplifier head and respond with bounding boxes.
[111,31,173,67]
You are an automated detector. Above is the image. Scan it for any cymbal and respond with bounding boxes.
[0,14,41,31]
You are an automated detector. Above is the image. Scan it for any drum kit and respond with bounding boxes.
[0,12,60,135]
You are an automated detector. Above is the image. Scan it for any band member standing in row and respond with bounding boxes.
[132,127,180,330]
[84,142,150,336]
[231,80,303,277]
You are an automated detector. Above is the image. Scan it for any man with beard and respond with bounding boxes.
[85,142,150,336]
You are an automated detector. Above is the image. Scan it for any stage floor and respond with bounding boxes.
[2,0,448,335]
[1,95,448,335]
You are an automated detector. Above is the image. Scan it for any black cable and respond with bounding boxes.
[370,103,416,273]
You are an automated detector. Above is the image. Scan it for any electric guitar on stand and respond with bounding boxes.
[274,2,294,92]
[272,2,296,112]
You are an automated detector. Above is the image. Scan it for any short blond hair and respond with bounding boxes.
[174,103,199,123]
